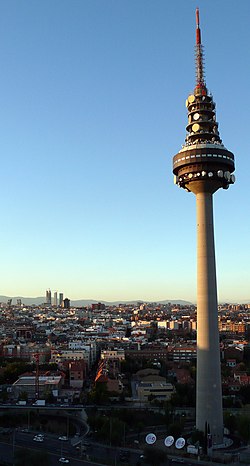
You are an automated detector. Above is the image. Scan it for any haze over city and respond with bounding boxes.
[0,0,249,303]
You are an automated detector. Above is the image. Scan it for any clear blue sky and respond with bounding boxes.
[0,0,249,303]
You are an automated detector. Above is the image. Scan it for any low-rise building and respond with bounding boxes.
[12,373,63,399]
[101,348,125,361]
[137,381,175,402]
[50,348,90,367]
[69,360,87,388]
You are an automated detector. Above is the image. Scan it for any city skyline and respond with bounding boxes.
[0,1,249,302]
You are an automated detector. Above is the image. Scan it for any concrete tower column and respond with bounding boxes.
[196,191,223,444]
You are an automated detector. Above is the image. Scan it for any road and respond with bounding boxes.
[0,432,143,465]
[0,432,222,466]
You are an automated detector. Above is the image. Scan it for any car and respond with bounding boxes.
[33,436,43,442]
[59,459,70,464]
[58,436,68,441]
[35,434,44,439]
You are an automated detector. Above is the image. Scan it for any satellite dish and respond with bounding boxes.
[145,433,156,445]
[175,437,186,449]
[192,123,200,132]
[188,95,195,104]
[164,435,174,447]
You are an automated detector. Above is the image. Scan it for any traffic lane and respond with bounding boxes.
[83,444,142,465]
[170,462,196,466]
[0,441,145,466]
[15,433,145,465]
[0,440,104,466]
[15,433,80,458]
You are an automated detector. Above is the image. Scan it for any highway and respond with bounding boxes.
[0,431,204,466]
[0,403,83,411]
[0,430,143,465]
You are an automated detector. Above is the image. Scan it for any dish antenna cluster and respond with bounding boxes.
[145,433,186,449]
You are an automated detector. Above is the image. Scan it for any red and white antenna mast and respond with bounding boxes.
[195,7,206,91]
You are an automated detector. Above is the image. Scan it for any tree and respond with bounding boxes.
[237,415,250,442]
[168,422,183,439]
[43,388,55,404]
[143,446,167,466]
[224,412,237,434]
[91,415,125,445]
[190,428,205,444]
[18,391,28,401]
[239,385,250,404]
[15,448,48,466]
[0,389,9,402]
[88,382,109,404]
[170,384,195,407]
[4,361,30,384]
[163,402,172,425]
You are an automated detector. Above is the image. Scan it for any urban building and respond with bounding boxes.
[137,381,175,402]
[62,298,70,309]
[53,292,58,307]
[50,348,90,367]
[69,360,87,388]
[59,293,63,306]
[46,289,51,306]
[12,374,63,400]
[101,348,125,361]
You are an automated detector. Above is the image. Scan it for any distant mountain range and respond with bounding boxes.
[0,295,193,306]
[1,295,248,306]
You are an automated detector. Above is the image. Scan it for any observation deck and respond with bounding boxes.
[173,90,235,194]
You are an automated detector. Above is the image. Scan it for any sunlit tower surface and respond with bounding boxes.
[46,289,51,306]
[53,291,58,307]
[172,9,235,444]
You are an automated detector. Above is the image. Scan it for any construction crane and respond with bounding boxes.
[0,347,52,400]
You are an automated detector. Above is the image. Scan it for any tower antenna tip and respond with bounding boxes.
[196,8,200,27]
[196,8,201,45]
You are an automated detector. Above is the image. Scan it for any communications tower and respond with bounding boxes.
[172,9,235,445]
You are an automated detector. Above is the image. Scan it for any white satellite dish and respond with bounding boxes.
[164,435,174,447]
[145,433,156,445]
[175,437,185,449]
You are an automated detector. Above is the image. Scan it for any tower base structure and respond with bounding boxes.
[195,189,223,445]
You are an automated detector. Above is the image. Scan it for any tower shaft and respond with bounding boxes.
[196,191,223,443]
